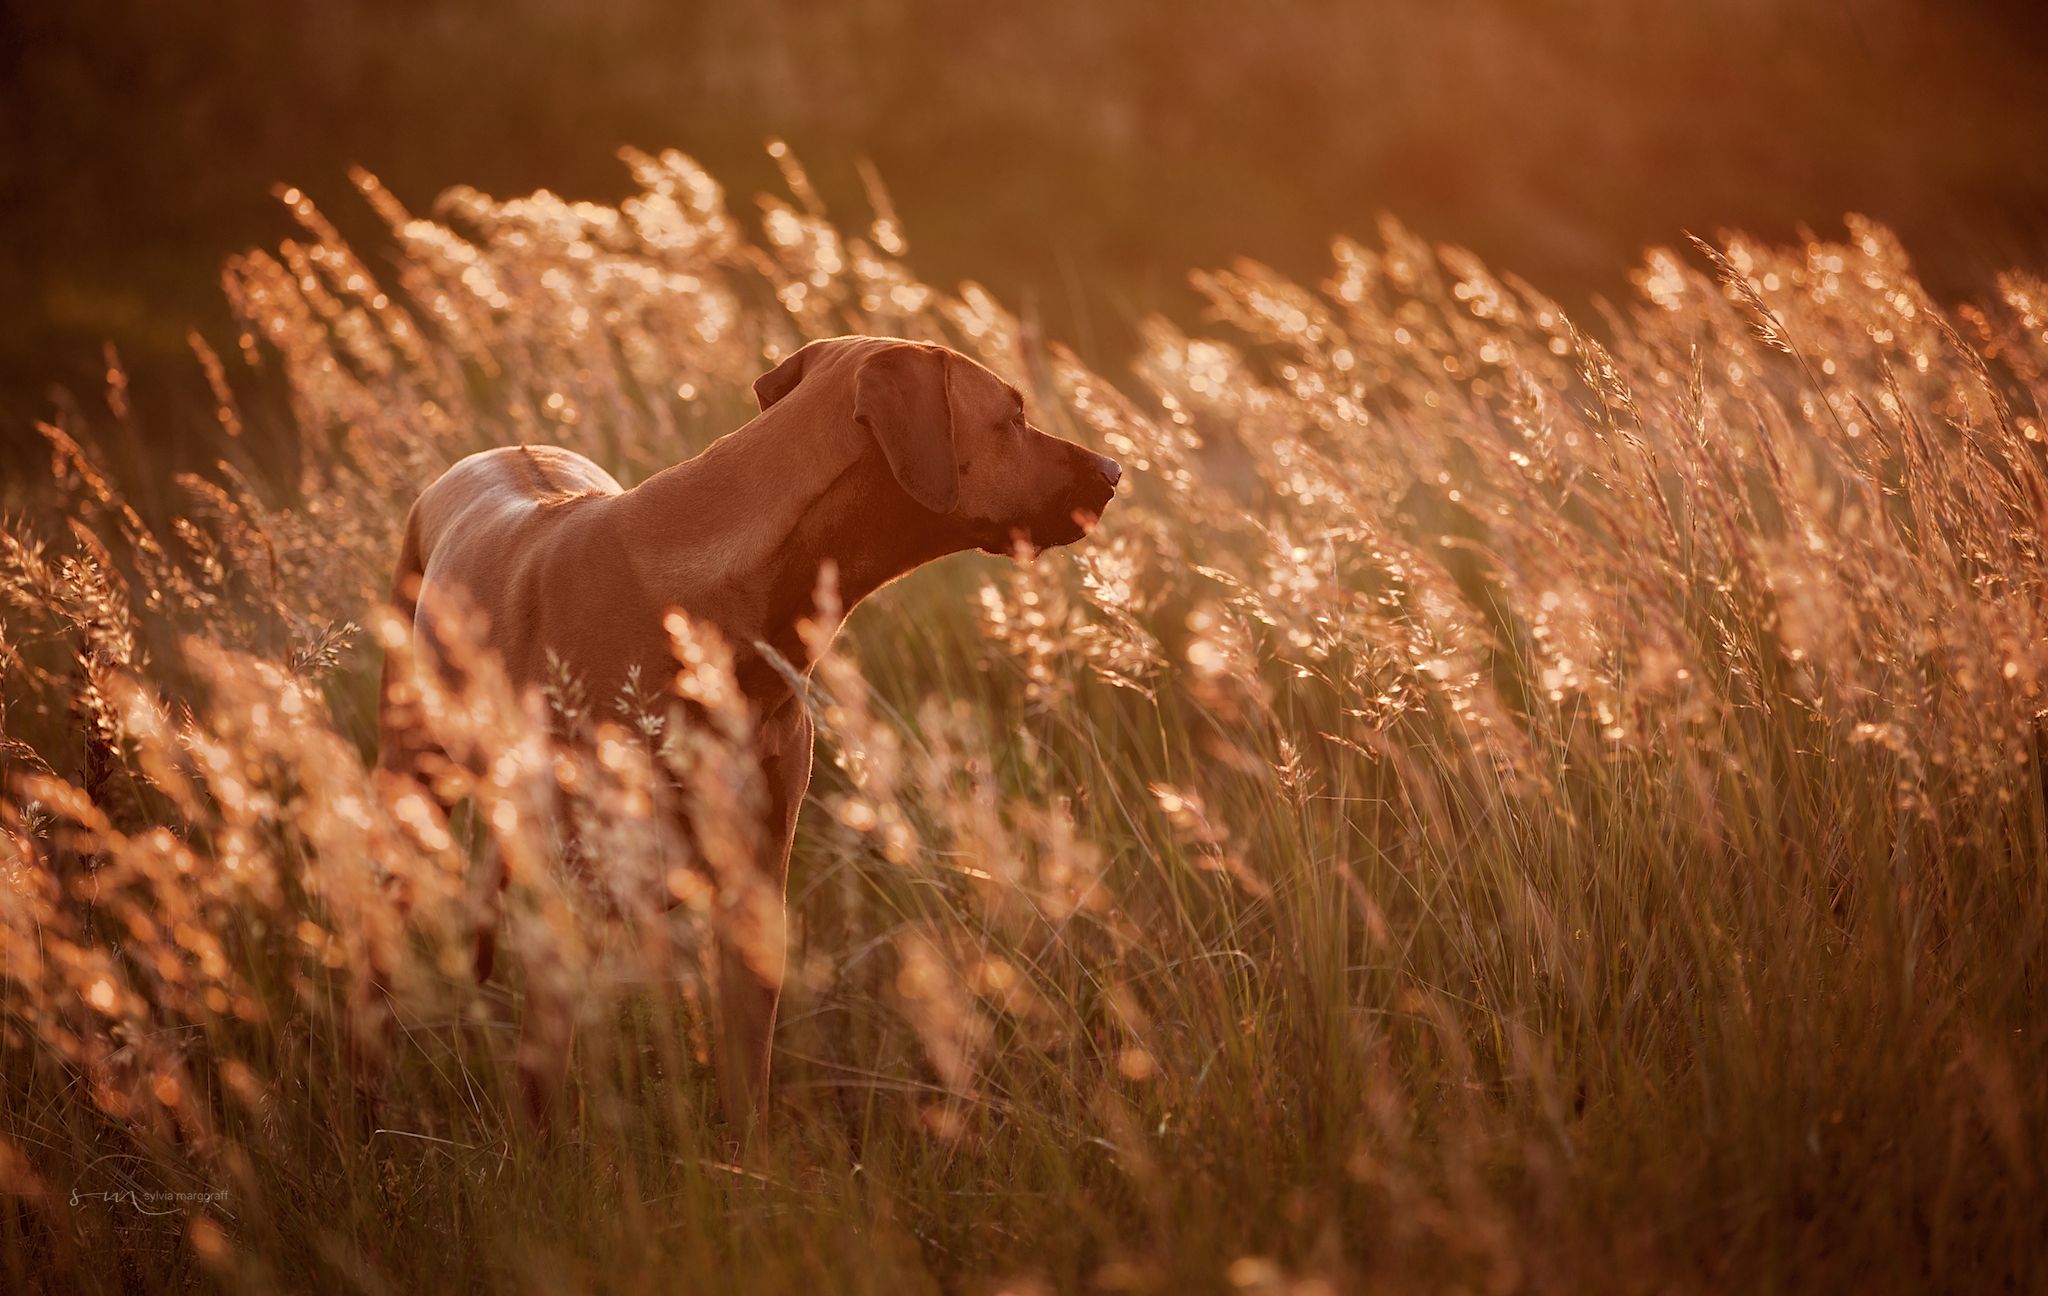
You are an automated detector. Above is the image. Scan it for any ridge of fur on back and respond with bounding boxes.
[514,443,608,504]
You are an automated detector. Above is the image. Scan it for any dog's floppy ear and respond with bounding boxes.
[754,344,812,412]
[854,343,959,513]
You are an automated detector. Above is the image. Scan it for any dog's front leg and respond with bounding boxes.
[713,707,814,1133]
[516,970,576,1136]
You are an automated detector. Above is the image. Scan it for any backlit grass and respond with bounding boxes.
[2,150,2043,1293]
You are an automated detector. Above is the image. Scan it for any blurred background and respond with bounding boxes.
[5,0,2048,430]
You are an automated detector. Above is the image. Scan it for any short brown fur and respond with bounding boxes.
[376,336,1120,1129]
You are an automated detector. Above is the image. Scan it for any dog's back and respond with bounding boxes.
[375,445,627,776]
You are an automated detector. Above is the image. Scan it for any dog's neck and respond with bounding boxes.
[617,398,964,702]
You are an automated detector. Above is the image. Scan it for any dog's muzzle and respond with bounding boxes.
[979,450,1123,555]
[1077,451,1120,515]
[1044,451,1122,544]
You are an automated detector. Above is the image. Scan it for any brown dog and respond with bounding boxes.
[376,335,1119,1128]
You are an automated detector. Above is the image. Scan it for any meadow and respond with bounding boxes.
[2,148,2044,1292]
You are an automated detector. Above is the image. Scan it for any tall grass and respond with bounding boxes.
[2,148,2043,1293]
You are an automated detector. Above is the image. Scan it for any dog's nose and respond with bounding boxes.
[1089,452,1122,490]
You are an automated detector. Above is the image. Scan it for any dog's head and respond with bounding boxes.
[755,337,1121,555]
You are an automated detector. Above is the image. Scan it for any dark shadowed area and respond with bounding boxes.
[4,0,2048,429]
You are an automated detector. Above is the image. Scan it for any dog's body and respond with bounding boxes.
[376,335,1118,1127]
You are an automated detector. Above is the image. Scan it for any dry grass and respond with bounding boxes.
[2,148,2044,1293]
